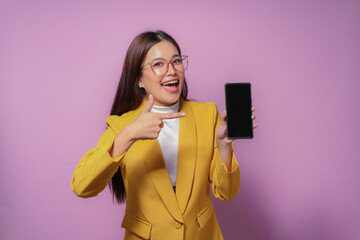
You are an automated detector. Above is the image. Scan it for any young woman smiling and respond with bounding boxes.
[71,30,257,240]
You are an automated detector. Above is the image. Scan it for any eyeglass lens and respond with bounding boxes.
[151,56,188,75]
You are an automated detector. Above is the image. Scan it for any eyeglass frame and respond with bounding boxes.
[140,55,188,76]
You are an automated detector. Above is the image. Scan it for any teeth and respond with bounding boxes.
[162,80,178,86]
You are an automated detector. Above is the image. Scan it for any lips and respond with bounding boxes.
[161,79,179,93]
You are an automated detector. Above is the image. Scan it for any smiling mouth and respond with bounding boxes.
[161,80,179,92]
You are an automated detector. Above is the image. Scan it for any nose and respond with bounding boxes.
[166,61,176,75]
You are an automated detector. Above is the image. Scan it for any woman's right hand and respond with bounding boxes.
[109,95,185,158]
[126,94,185,140]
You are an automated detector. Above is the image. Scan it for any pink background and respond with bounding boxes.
[1,0,359,239]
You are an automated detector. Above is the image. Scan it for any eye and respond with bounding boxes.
[172,57,182,64]
[152,60,165,68]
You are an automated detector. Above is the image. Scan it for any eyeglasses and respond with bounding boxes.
[141,55,188,76]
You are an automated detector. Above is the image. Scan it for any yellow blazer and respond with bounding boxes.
[71,98,241,240]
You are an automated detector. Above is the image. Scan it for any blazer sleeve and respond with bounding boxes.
[71,116,126,198]
[209,103,241,201]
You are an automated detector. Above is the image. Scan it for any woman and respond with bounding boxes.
[71,30,257,240]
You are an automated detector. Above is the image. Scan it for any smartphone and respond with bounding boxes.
[225,83,253,139]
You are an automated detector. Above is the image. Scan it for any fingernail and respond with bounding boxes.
[180,112,186,116]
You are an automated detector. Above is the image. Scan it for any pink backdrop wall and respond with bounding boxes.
[1,0,359,239]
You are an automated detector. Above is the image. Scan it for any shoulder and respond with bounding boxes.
[183,100,219,124]
[105,110,139,134]
[184,99,218,114]
[105,100,146,132]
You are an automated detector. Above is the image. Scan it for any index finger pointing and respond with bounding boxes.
[143,94,154,113]
[159,112,186,119]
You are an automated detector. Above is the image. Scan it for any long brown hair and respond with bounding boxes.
[109,30,188,203]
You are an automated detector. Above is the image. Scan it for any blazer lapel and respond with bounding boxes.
[136,99,183,223]
[137,98,197,221]
[176,99,197,214]
[141,138,184,223]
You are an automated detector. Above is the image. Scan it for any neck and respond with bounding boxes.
[151,101,180,113]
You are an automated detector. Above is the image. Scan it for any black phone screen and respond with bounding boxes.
[225,83,253,139]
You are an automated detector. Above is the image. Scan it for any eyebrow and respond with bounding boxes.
[151,54,180,61]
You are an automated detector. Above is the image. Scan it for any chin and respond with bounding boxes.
[162,95,181,106]
[167,98,180,106]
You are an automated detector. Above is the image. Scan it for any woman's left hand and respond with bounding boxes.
[216,110,233,145]
[216,106,258,145]
[216,107,258,171]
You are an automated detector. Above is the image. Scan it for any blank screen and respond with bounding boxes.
[225,83,253,139]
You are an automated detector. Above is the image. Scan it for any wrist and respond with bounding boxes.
[216,139,232,149]
[216,140,233,171]
[121,124,137,145]
[110,125,136,159]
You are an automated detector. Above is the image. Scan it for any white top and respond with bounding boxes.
[151,101,180,187]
